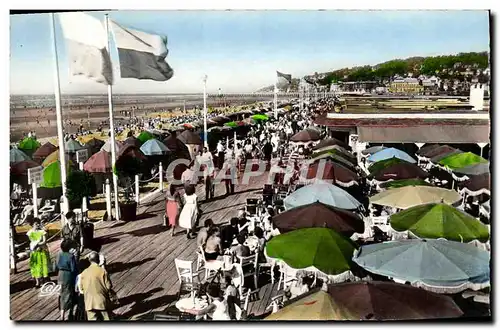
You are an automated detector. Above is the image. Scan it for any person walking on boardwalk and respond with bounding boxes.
[165,184,181,236]
[61,211,84,261]
[221,155,237,196]
[178,184,199,239]
[78,252,114,321]
[27,218,50,288]
[55,240,78,320]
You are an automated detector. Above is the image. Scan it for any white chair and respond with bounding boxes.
[277,262,298,291]
[196,246,223,281]
[235,253,259,295]
[258,248,277,284]
[174,258,201,300]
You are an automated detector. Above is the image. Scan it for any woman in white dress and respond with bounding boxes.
[178,185,198,239]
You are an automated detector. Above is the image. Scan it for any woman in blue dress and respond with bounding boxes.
[55,240,78,320]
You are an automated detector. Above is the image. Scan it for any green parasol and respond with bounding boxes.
[18,137,41,152]
[390,202,490,243]
[40,160,72,188]
[137,131,154,144]
[379,178,432,189]
[224,121,238,128]
[252,114,269,121]
[438,152,487,170]
[266,227,355,275]
[368,157,409,175]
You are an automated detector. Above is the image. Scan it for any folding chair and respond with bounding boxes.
[174,259,201,300]
[235,253,259,296]
[195,246,223,281]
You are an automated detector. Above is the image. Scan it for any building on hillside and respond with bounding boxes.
[389,78,424,94]
[339,81,378,93]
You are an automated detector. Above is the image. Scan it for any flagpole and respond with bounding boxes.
[274,76,278,119]
[104,14,120,220]
[203,75,208,148]
[50,13,69,216]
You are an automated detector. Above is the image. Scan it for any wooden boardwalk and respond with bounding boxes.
[10,171,279,321]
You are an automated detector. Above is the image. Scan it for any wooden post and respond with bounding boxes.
[135,175,140,204]
[32,182,38,218]
[79,162,84,171]
[9,218,17,274]
[159,162,164,192]
[105,179,112,221]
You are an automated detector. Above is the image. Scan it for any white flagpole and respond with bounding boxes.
[203,75,208,148]
[104,14,120,220]
[274,75,278,119]
[49,13,69,216]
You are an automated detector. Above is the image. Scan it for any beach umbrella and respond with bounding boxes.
[310,151,356,170]
[266,228,355,275]
[83,150,112,173]
[303,160,359,187]
[183,123,195,129]
[65,139,84,153]
[379,178,432,189]
[458,173,490,196]
[390,202,490,243]
[290,129,321,143]
[18,136,41,153]
[252,114,269,121]
[207,126,232,133]
[10,160,40,176]
[416,144,440,156]
[429,149,462,163]
[40,160,72,188]
[242,117,257,125]
[312,145,356,163]
[211,116,231,124]
[272,201,364,236]
[10,148,31,163]
[42,150,64,167]
[83,138,105,155]
[371,163,429,182]
[118,144,147,161]
[313,137,348,151]
[321,282,462,320]
[224,121,238,128]
[352,239,490,294]
[438,152,488,170]
[453,162,490,176]
[178,130,203,145]
[284,182,361,210]
[101,140,123,154]
[265,290,341,320]
[32,142,57,163]
[367,147,416,164]
[123,136,142,148]
[368,157,409,174]
[137,130,155,144]
[419,145,457,159]
[361,146,387,155]
[140,139,170,156]
[163,135,191,160]
[370,185,461,209]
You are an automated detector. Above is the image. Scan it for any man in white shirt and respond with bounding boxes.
[201,147,215,201]
[216,141,225,169]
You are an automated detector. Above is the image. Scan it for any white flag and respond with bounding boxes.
[58,12,113,85]
[110,21,173,81]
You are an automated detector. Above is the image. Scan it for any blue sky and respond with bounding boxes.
[10,10,489,94]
